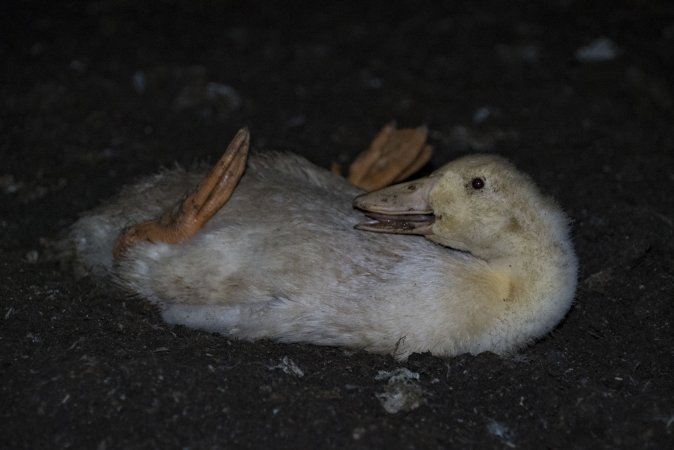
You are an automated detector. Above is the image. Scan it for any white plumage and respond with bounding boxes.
[71,151,577,359]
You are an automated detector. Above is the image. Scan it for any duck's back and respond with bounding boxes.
[71,152,457,302]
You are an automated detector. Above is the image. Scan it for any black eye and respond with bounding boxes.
[471,177,485,190]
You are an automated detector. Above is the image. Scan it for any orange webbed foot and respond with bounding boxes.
[347,123,433,192]
[113,128,250,259]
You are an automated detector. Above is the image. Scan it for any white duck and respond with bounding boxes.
[71,126,577,359]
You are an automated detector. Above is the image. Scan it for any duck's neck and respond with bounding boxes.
[489,226,578,342]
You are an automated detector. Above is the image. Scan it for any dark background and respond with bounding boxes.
[2,0,673,448]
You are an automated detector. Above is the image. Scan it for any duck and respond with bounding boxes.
[70,125,578,360]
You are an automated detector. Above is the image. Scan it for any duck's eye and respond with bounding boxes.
[471,177,485,190]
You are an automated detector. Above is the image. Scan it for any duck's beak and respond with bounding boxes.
[353,177,436,235]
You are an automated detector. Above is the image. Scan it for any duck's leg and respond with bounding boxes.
[112,128,250,259]
[345,123,432,192]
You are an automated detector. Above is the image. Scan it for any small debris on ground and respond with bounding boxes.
[375,367,424,414]
[268,356,304,378]
[575,37,620,62]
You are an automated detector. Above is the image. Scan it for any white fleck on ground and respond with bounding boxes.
[375,368,424,414]
[268,356,304,378]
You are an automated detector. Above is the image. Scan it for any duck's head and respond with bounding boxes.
[354,154,569,261]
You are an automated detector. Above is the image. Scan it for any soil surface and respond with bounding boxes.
[2,1,673,448]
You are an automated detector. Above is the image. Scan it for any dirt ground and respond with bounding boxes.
[2,1,673,448]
